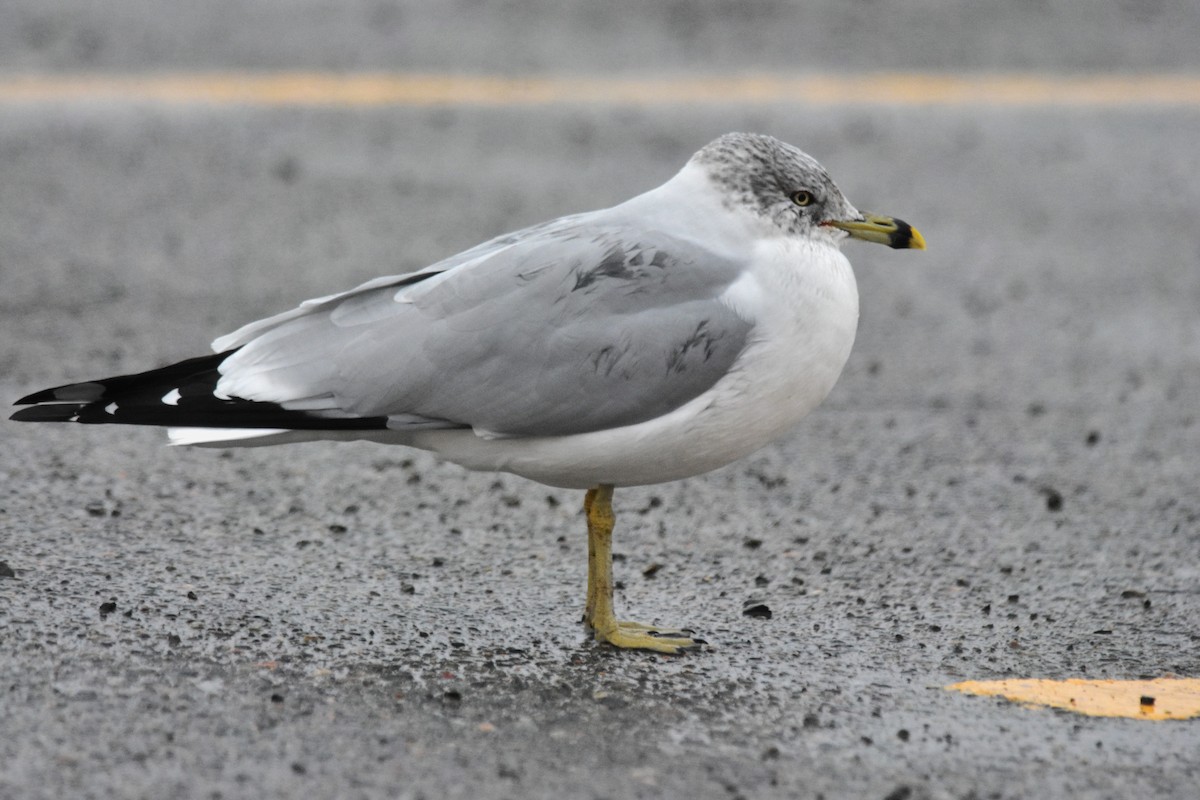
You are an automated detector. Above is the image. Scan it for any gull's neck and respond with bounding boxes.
[612,161,779,247]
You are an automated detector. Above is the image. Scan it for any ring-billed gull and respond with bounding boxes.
[13,133,924,654]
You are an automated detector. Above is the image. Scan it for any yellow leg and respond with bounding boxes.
[582,484,705,654]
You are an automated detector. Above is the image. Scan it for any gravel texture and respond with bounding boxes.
[2,3,1200,798]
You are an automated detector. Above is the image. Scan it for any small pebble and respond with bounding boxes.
[743,601,772,619]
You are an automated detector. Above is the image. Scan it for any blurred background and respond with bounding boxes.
[2,1,1198,73]
[2,3,1199,799]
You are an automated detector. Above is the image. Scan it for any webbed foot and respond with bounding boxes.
[592,619,706,654]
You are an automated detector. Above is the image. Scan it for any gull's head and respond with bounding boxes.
[691,133,924,250]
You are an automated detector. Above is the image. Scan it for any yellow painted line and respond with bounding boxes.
[948,678,1200,720]
[1,72,1200,108]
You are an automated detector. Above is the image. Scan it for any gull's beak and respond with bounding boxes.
[824,214,926,250]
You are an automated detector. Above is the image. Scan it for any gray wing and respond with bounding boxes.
[216,216,755,438]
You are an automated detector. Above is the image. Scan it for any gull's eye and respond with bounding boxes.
[790,190,815,207]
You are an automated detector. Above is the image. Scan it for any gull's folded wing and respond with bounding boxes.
[216,214,755,438]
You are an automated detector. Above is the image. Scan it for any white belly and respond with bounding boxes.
[406,238,860,488]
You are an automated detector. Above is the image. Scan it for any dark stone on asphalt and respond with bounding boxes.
[742,601,772,619]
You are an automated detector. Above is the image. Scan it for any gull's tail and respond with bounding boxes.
[10,350,389,445]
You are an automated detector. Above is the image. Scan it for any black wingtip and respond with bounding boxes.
[10,403,86,423]
[11,348,393,432]
[15,382,108,406]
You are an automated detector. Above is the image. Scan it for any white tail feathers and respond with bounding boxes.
[167,427,292,447]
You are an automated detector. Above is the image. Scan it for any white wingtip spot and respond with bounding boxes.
[104,402,119,415]
[161,388,182,406]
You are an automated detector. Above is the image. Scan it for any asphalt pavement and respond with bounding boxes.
[2,3,1200,799]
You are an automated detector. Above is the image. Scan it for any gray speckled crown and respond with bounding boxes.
[691,133,858,235]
